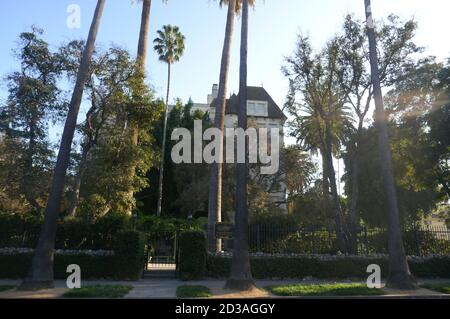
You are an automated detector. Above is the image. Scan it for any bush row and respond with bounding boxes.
[0,230,146,280]
[206,254,450,279]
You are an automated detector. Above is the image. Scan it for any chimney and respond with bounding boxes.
[207,84,219,105]
[212,84,219,98]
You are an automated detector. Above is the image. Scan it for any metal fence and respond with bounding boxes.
[240,224,450,256]
[145,231,178,271]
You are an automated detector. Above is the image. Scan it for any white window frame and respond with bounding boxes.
[247,100,268,117]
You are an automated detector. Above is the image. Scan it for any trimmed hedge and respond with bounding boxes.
[178,231,207,280]
[0,230,147,280]
[113,230,147,280]
[0,253,116,279]
[206,254,450,279]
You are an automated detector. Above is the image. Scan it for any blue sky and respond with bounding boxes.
[1,0,449,191]
[1,0,450,111]
[1,0,450,147]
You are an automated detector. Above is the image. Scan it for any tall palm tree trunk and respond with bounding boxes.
[364,0,416,289]
[133,0,152,145]
[156,63,171,217]
[125,0,153,215]
[137,0,151,70]
[208,0,236,253]
[18,0,106,290]
[225,0,255,291]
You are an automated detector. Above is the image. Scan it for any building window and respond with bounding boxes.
[247,100,268,117]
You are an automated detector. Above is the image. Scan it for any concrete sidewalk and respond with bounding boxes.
[0,278,449,299]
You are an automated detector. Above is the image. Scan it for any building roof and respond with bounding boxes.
[211,86,287,120]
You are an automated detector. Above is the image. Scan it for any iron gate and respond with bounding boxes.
[145,230,179,273]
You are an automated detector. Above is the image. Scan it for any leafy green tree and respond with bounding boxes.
[136,99,208,218]
[0,27,65,213]
[289,181,333,226]
[382,54,449,221]
[428,65,450,200]
[284,35,353,252]
[153,24,186,217]
[343,124,443,227]
[284,145,317,204]
[60,45,163,218]
[172,104,210,217]
[337,13,421,253]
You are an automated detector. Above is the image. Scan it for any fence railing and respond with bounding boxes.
[234,224,450,256]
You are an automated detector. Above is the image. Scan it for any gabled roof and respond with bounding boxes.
[211,86,287,120]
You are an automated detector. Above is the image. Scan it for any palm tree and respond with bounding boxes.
[154,25,185,217]
[284,40,353,252]
[208,0,256,253]
[207,0,237,253]
[364,0,416,289]
[304,88,352,253]
[18,0,106,290]
[208,0,258,253]
[131,0,152,146]
[224,0,255,291]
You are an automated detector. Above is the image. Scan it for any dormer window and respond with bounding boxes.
[247,100,268,117]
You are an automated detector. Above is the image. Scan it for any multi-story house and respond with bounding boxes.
[193,84,288,213]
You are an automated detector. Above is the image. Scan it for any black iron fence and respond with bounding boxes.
[242,224,450,256]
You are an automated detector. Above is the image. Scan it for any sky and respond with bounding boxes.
[1,0,450,111]
[1,0,449,193]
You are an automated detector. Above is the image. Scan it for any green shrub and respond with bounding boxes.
[63,285,133,298]
[207,254,450,279]
[113,230,147,280]
[0,214,42,248]
[178,231,207,280]
[0,231,146,280]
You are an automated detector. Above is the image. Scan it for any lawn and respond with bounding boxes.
[266,283,385,297]
[177,285,212,298]
[63,285,133,298]
[421,283,450,294]
[0,285,15,293]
